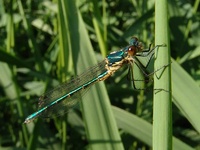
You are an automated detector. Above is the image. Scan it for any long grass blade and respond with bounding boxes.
[153,0,172,149]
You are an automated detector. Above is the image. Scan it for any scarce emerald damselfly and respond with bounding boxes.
[24,37,163,123]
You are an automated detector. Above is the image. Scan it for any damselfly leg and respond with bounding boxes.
[127,44,168,90]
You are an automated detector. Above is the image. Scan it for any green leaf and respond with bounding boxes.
[153,0,172,149]
[172,59,200,133]
[113,106,194,150]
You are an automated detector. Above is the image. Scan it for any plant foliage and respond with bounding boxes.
[0,0,200,149]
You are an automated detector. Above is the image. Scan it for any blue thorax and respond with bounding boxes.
[106,47,128,66]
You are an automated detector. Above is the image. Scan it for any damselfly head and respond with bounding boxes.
[127,37,143,56]
[130,37,143,50]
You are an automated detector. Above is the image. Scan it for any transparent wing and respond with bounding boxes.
[38,60,107,118]
[39,88,89,118]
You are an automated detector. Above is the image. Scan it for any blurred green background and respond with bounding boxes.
[0,0,200,149]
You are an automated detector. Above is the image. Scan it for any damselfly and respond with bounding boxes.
[24,37,162,123]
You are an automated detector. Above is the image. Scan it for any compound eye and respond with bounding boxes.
[129,37,139,45]
[128,46,137,56]
[132,37,138,42]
